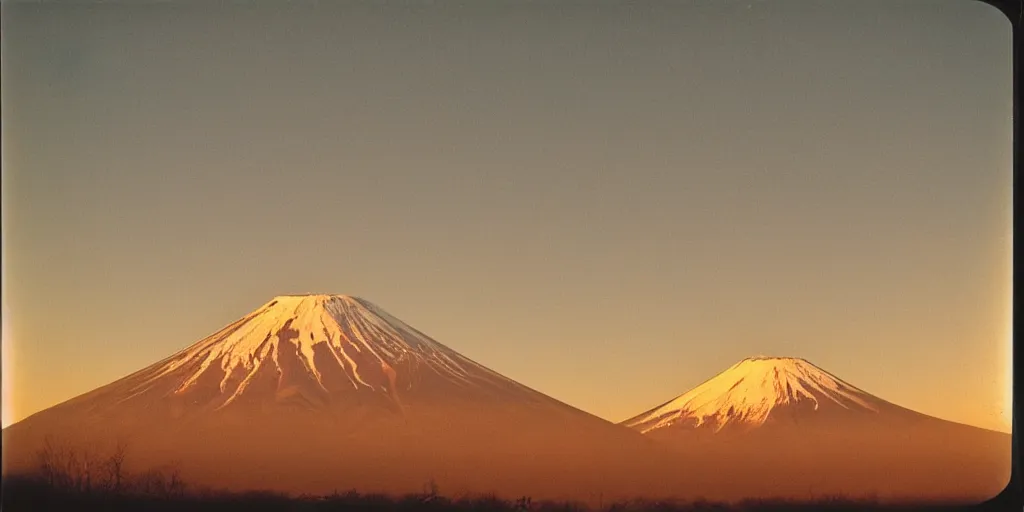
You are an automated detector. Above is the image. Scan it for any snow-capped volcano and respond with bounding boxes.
[624,356,896,434]
[2,295,683,503]
[620,356,1011,503]
[114,294,536,412]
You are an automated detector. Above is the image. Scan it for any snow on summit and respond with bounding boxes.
[623,356,893,434]
[105,294,537,412]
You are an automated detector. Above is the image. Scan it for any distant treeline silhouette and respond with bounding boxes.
[0,436,1009,512]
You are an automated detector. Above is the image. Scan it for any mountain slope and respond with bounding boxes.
[622,356,1011,503]
[2,295,681,502]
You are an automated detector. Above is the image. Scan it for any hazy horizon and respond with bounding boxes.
[1,0,1013,433]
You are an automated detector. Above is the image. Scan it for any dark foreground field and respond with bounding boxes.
[3,435,1017,512]
[1,474,1016,512]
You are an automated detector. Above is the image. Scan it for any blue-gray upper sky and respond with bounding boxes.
[1,0,1012,430]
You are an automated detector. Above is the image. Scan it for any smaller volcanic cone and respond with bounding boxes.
[621,356,1012,504]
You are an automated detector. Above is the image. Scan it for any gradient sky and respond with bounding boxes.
[1,1,1012,432]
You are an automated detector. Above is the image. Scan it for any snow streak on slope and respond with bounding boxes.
[624,357,886,434]
[117,295,526,409]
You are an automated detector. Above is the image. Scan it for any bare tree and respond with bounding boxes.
[37,435,60,488]
[36,435,81,491]
[65,449,78,491]
[102,440,129,493]
[36,435,132,496]
[166,465,186,498]
[77,447,99,494]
